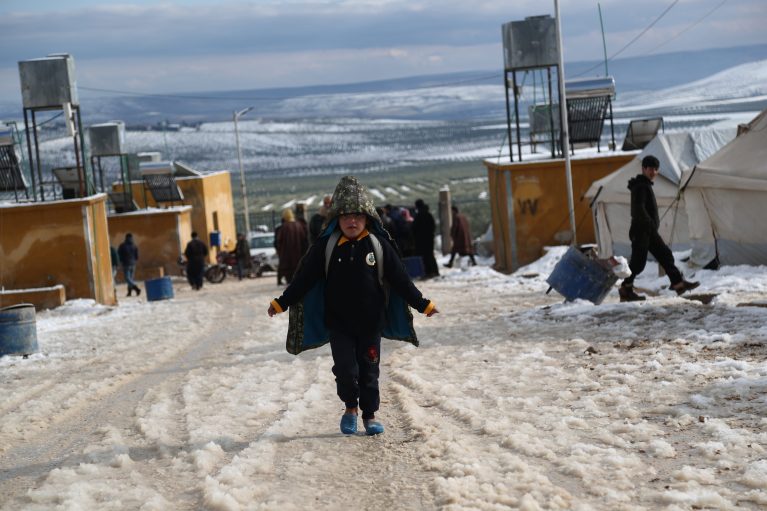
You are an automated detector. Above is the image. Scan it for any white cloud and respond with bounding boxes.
[0,0,763,98]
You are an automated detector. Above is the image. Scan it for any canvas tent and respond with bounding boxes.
[682,109,767,266]
[585,130,733,259]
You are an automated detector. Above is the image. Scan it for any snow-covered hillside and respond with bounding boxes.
[615,59,767,114]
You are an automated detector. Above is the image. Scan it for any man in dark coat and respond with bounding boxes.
[619,155,699,302]
[445,205,477,268]
[412,199,439,278]
[276,208,308,285]
[117,233,141,296]
[267,176,438,436]
[184,231,209,290]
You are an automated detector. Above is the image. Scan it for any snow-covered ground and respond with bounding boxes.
[2,248,766,510]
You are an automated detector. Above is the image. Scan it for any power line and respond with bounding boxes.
[573,0,680,78]
[645,0,728,55]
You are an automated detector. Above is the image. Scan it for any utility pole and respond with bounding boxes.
[554,0,577,246]
[233,107,254,235]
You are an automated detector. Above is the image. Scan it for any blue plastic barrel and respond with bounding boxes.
[145,276,174,301]
[209,231,221,248]
[0,304,39,357]
[403,256,425,279]
[546,246,618,305]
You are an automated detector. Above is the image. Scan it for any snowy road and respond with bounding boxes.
[1,250,767,510]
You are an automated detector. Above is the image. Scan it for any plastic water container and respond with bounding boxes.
[145,276,174,301]
[546,246,618,304]
[0,303,39,357]
[403,256,425,279]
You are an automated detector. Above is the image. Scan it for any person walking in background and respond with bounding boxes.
[233,232,251,281]
[294,203,308,233]
[184,231,209,290]
[117,233,141,296]
[618,155,700,302]
[412,199,439,279]
[445,205,477,268]
[398,206,415,256]
[385,204,405,253]
[309,195,332,244]
[276,208,308,285]
[267,175,438,436]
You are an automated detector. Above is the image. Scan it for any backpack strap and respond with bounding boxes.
[324,230,384,288]
[325,230,342,277]
[368,233,384,288]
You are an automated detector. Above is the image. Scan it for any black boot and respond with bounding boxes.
[134,285,141,296]
[670,280,699,295]
[619,285,646,302]
[127,287,132,297]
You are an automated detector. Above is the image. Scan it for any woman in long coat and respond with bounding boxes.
[445,205,477,268]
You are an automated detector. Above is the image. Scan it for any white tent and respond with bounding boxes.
[585,130,733,259]
[682,109,767,266]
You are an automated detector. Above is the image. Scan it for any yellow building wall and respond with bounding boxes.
[108,207,192,280]
[0,194,116,305]
[115,171,236,262]
[485,154,635,273]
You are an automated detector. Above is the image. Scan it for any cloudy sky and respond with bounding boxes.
[1,0,764,100]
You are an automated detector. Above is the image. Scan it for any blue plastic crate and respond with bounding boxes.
[546,247,618,304]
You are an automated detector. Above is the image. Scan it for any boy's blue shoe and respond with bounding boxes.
[340,413,357,434]
[363,419,384,436]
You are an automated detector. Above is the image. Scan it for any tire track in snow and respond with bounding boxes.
[201,354,435,511]
[0,285,240,508]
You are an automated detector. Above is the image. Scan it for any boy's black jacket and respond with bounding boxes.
[628,174,660,232]
[275,231,429,339]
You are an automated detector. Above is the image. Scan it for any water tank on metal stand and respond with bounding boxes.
[18,54,79,109]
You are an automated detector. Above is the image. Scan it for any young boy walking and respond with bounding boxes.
[267,176,438,435]
[619,155,699,301]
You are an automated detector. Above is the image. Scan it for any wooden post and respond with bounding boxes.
[439,187,452,255]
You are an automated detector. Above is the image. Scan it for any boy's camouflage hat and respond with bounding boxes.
[327,176,381,223]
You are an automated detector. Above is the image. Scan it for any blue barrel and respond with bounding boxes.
[145,276,174,301]
[209,231,221,248]
[403,256,425,279]
[546,246,618,305]
[0,304,39,357]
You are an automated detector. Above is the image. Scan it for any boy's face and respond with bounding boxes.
[339,213,367,239]
[642,165,660,181]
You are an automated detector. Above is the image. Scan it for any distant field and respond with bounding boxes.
[238,159,492,239]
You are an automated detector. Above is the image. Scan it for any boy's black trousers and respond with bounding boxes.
[329,329,381,420]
